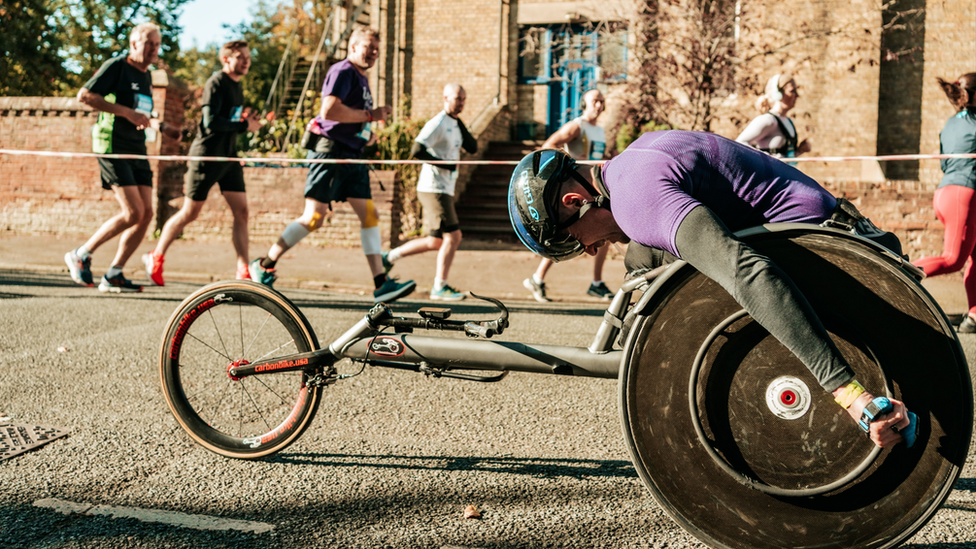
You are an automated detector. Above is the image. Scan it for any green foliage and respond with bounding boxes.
[50,0,190,90]
[0,0,68,96]
[615,120,673,153]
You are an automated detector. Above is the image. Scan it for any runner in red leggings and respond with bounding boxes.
[913,73,976,332]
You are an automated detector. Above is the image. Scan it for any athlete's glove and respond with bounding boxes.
[858,396,918,448]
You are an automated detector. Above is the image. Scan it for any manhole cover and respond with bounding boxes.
[1,423,70,461]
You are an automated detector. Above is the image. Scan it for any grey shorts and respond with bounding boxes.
[419,191,460,238]
[185,160,246,201]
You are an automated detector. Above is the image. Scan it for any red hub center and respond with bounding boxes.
[227,359,249,381]
[780,390,797,406]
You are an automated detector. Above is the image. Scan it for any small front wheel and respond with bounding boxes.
[159,281,322,459]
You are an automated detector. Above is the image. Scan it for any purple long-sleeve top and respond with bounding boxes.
[602,131,837,257]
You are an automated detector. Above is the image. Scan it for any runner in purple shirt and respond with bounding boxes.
[248,26,415,304]
[508,130,916,448]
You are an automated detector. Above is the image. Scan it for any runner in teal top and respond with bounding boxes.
[914,73,976,331]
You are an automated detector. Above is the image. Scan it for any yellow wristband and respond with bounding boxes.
[834,379,866,409]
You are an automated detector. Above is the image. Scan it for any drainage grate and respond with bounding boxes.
[0,423,70,461]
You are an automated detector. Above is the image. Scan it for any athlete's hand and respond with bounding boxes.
[245,110,262,133]
[372,106,393,123]
[798,138,812,155]
[846,392,910,448]
[127,108,152,130]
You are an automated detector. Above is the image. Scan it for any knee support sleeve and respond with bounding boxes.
[361,226,382,255]
[281,222,310,247]
[307,211,323,231]
[362,199,379,228]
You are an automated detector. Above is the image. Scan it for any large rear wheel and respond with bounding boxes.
[620,228,973,549]
[160,281,322,459]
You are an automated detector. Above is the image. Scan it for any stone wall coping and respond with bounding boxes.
[0,97,88,112]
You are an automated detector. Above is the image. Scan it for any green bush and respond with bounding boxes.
[615,120,673,153]
[364,98,427,238]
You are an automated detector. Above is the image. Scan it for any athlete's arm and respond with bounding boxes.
[735,115,776,148]
[542,120,581,150]
[77,88,150,129]
[457,118,478,154]
[320,95,391,124]
[410,141,455,171]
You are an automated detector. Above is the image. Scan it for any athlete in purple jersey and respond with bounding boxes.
[508,130,916,448]
[603,130,835,257]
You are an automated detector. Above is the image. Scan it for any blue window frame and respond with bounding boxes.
[518,24,627,135]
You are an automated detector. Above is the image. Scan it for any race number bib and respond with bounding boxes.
[357,124,373,142]
[134,93,153,115]
[590,141,606,161]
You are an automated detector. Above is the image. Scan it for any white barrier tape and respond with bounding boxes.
[1,148,975,165]
[0,149,522,165]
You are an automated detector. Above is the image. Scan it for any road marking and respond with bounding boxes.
[33,498,274,534]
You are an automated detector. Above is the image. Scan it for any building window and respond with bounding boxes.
[518,23,628,84]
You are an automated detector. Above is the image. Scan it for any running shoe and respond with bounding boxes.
[235,264,251,280]
[98,273,143,293]
[142,252,165,286]
[248,258,277,287]
[587,281,614,300]
[64,249,94,287]
[381,251,394,274]
[430,284,466,301]
[373,277,416,303]
[523,277,551,303]
[958,315,976,334]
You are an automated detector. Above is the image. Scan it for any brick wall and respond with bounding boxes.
[177,167,399,248]
[917,0,976,185]
[0,71,188,237]
[1,86,401,249]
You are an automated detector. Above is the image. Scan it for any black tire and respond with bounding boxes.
[619,228,973,549]
[159,281,322,459]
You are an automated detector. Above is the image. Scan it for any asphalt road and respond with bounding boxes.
[2,268,976,549]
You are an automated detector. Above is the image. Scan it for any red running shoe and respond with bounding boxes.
[143,252,165,286]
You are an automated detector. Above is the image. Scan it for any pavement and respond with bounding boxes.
[0,233,630,305]
[0,233,968,315]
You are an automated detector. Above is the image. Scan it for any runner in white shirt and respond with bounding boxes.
[382,83,477,300]
[522,89,615,302]
[735,73,811,159]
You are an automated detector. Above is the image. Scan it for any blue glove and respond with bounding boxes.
[858,396,918,448]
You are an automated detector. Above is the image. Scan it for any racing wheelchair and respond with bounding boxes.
[159,224,973,549]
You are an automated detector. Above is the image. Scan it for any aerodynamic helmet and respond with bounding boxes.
[507,149,596,262]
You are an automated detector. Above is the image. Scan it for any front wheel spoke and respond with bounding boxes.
[204,379,237,427]
[253,338,298,364]
[251,374,293,407]
[207,308,232,360]
[242,312,276,359]
[240,380,274,432]
[185,331,234,363]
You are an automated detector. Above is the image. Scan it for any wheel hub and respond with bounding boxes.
[764,375,811,420]
[227,359,249,381]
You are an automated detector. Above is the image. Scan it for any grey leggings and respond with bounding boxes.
[625,206,855,393]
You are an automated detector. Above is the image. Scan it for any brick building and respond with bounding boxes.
[365,0,975,257]
[1,0,974,261]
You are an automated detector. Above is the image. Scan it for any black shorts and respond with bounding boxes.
[98,158,153,190]
[303,151,371,204]
[185,160,246,201]
[418,191,460,238]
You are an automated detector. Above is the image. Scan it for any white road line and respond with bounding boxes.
[33,498,274,534]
